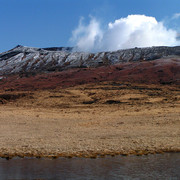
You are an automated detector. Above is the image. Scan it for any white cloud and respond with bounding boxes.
[71,17,103,52]
[71,14,180,52]
[172,13,180,19]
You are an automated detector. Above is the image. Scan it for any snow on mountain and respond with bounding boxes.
[0,45,180,76]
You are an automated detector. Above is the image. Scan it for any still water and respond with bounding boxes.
[0,153,179,180]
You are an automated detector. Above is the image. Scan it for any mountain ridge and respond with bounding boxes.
[1,45,180,76]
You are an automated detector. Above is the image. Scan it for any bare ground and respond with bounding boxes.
[0,82,180,158]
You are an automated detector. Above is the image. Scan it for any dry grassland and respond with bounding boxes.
[0,82,180,158]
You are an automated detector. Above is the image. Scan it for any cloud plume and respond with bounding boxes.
[71,14,180,52]
[172,13,180,19]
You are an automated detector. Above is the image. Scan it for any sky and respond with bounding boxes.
[0,0,180,52]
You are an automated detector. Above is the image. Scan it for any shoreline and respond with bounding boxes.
[0,149,180,160]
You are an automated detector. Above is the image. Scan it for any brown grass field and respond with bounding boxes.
[0,81,180,158]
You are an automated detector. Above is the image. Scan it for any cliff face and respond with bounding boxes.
[0,45,180,76]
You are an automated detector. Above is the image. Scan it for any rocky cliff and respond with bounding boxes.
[0,45,180,76]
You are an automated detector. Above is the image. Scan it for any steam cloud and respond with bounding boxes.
[71,15,180,52]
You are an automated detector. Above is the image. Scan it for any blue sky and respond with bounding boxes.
[0,0,180,52]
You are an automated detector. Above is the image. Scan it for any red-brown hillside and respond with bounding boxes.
[0,58,179,91]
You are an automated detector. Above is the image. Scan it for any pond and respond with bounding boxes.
[0,153,179,179]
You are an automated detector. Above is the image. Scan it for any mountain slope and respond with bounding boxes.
[0,45,180,90]
[0,45,180,76]
[0,57,179,91]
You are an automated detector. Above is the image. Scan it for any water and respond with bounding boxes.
[0,153,179,180]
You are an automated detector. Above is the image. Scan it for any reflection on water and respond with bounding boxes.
[0,153,179,179]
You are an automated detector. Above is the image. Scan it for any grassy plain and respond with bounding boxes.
[0,82,180,158]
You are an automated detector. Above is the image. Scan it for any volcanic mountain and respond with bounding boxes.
[0,45,180,90]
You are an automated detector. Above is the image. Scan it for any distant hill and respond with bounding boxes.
[0,45,180,76]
